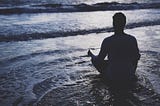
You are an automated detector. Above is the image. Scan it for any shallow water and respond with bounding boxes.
[0,0,160,105]
[0,25,160,105]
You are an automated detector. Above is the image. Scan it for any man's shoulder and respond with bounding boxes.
[125,33,136,40]
[103,35,114,44]
[103,33,137,43]
[103,33,133,40]
[104,35,114,41]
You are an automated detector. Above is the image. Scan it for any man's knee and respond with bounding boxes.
[91,58,108,74]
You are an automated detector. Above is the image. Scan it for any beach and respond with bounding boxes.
[0,0,160,106]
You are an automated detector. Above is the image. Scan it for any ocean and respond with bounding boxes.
[0,0,160,106]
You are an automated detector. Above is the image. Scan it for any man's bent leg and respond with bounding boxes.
[88,49,108,73]
[91,56,108,74]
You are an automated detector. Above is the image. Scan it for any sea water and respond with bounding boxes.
[0,0,160,106]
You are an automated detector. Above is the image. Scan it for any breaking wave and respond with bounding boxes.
[0,20,160,42]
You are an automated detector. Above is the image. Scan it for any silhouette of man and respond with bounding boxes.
[88,12,140,84]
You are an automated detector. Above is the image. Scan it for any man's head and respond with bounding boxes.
[113,12,126,33]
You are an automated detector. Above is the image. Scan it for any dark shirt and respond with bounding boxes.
[97,33,140,81]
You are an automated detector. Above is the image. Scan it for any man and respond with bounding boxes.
[88,12,140,84]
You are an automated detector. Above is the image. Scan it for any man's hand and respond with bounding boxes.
[88,49,93,57]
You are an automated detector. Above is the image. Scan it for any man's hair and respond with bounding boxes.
[113,12,126,28]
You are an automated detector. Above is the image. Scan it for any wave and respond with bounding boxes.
[0,20,160,42]
[0,48,85,64]
[0,2,160,14]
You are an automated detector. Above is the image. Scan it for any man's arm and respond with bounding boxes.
[134,38,141,61]
[133,38,141,72]
[97,39,108,61]
[88,39,108,73]
[88,39,108,61]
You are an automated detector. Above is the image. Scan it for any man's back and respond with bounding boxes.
[103,33,140,81]
[104,33,140,61]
